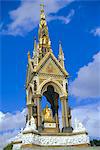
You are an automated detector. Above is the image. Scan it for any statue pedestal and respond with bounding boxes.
[43,121,58,133]
[44,122,56,128]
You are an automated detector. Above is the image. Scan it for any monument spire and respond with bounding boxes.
[58,41,65,68]
[33,37,39,67]
[38,0,51,61]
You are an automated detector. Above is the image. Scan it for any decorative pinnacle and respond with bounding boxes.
[40,4,45,10]
[40,0,45,12]
[59,41,62,50]
[34,37,37,51]
[27,51,30,59]
[59,41,64,56]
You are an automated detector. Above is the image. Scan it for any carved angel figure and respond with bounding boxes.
[73,118,86,133]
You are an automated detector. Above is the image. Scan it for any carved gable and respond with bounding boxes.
[39,57,64,76]
[33,52,68,77]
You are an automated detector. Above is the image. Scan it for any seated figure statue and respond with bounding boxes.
[42,105,54,122]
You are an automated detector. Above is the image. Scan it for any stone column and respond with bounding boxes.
[68,107,72,127]
[34,94,42,131]
[60,96,73,133]
[55,112,59,132]
[27,104,33,121]
[61,97,66,128]
[64,98,69,127]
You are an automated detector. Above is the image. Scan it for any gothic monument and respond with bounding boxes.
[12,3,90,149]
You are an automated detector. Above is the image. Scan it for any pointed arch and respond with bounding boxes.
[37,78,67,97]
[26,84,34,105]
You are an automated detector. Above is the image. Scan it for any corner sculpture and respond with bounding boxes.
[12,2,90,149]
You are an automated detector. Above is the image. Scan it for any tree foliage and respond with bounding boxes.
[3,143,13,150]
[90,139,100,146]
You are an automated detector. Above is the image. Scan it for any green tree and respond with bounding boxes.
[90,139,100,146]
[3,143,13,150]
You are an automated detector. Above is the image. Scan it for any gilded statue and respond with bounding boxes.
[42,105,54,122]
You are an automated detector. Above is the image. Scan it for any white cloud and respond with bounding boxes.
[69,52,100,99]
[72,102,100,138]
[0,109,26,149]
[0,108,26,132]
[91,27,100,37]
[48,9,75,24]
[0,130,18,150]
[1,0,74,36]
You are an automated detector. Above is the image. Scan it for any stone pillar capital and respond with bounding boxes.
[33,94,42,99]
[60,95,67,101]
[27,103,34,107]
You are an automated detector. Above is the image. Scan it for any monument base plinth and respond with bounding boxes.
[62,127,73,133]
[12,130,90,150]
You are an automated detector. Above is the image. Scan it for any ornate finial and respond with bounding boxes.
[40,0,45,12]
[27,51,30,59]
[58,41,64,67]
[59,41,63,55]
[34,37,37,51]
[40,4,45,11]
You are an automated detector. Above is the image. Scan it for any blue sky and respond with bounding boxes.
[0,0,100,148]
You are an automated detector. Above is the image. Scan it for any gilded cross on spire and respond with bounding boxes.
[40,3,45,9]
[40,0,45,12]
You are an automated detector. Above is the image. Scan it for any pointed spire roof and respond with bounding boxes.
[34,37,37,52]
[58,41,65,68]
[27,51,31,60]
[32,37,37,58]
[38,1,51,61]
[59,41,64,57]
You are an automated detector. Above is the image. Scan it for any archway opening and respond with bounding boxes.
[41,96,51,110]
[41,85,59,122]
